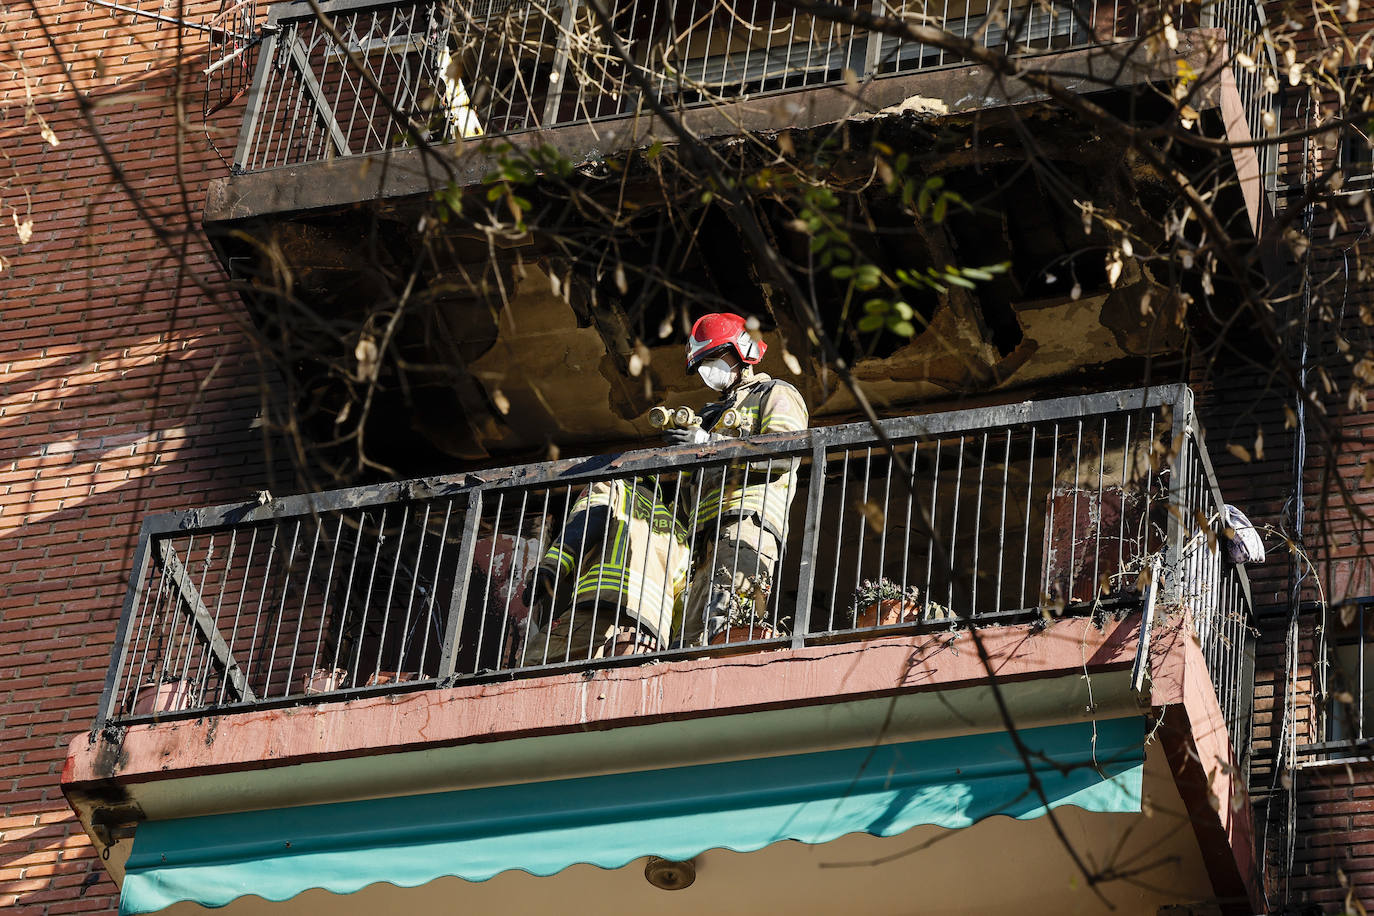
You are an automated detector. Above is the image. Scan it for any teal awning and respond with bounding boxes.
[120,717,1145,914]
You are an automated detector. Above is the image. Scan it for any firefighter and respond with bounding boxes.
[667,312,809,646]
[519,476,690,665]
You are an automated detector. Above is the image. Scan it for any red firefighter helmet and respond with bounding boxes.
[685,313,766,373]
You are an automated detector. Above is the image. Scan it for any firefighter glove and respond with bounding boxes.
[663,426,713,446]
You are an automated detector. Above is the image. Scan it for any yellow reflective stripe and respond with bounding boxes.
[574,567,680,613]
[543,544,576,574]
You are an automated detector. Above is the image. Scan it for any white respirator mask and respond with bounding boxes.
[696,357,735,392]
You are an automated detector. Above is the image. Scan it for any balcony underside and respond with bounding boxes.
[66,616,1259,914]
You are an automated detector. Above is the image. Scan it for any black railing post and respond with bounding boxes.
[95,519,157,728]
[438,489,484,680]
[1164,388,1194,605]
[230,4,281,171]
[790,435,827,649]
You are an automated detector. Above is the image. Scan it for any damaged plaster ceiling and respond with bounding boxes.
[222,106,1199,474]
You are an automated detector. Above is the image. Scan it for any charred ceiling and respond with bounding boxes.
[206,98,1239,483]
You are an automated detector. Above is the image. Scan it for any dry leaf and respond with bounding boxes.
[492,388,511,415]
[353,336,379,381]
[1341,601,1358,627]
[13,213,32,245]
[36,114,58,147]
[855,499,884,534]
[628,340,650,377]
[614,263,627,294]
[1227,443,1252,463]
[876,158,895,188]
[1136,565,1155,591]
[781,349,802,375]
[1254,426,1264,461]
[1355,358,1374,385]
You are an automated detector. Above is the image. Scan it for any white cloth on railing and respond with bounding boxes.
[1223,504,1265,564]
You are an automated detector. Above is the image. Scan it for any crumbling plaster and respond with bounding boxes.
[453,259,1186,450]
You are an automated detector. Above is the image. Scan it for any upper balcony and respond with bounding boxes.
[65,384,1263,913]
[197,0,1279,473]
[205,0,1276,221]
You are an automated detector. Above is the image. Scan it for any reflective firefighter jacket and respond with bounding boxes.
[534,477,690,643]
[689,372,809,542]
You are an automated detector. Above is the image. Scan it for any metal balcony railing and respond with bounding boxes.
[229,0,1273,174]
[97,384,1255,759]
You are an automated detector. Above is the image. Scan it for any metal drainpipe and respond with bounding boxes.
[1280,87,1316,911]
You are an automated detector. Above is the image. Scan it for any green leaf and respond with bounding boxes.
[863,299,889,314]
[855,264,883,290]
[892,301,913,319]
[932,195,948,224]
[858,314,884,332]
[831,265,855,279]
[944,273,976,289]
[889,319,916,337]
[962,267,995,281]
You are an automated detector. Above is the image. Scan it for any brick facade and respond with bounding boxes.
[0,3,277,912]
[5,0,1374,913]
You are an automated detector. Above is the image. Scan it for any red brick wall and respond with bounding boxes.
[1290,762,1374,911]
[0,3,280,912]
[1204,101,1374,907]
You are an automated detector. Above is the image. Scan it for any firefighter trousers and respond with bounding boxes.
[517,605,658,666]
[677,515,781,647]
